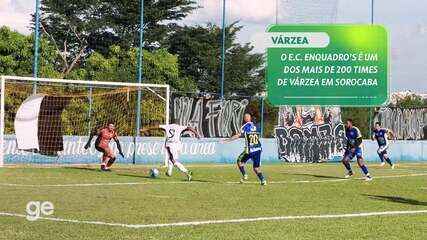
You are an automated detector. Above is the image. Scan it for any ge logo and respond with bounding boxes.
[26,201,54,221]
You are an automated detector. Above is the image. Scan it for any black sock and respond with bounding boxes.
[343,161,352,172]
[238,165,246,176]
[256,172,265,181]
[385,157,393,166]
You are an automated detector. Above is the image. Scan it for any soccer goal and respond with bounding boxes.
[0,76,170,166]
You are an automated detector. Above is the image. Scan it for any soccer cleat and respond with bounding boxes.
[187,171,193,181]
[391,164,396,169]
[365,175,373,181]
[261,179,267,186]
[380,162,386,167]
[165,171,172,177]
[100,165,111,172]
[239,174,248,183]
[344,172,354,179]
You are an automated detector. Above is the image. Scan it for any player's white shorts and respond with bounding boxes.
[164,143,182,163]
[377,145,388,154]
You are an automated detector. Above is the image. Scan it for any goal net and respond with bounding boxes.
[0,76,170,166]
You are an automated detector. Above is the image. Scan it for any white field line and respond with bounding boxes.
[1,210,426,229]
[0,173,425,188]
[0,181,198,187]
[145,194,184,199]
[381,168,427,173]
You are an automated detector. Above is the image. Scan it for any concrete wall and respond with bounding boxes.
[3,135,426,164]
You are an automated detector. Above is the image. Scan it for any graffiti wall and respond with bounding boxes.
[275,106,345,162]
[374,107,427,140]
[172,95,249,138]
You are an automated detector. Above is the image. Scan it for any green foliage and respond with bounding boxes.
[0,26,60,78]
[395,95,425,108]
[39,0,196,70]
[261,100,279,138]
[76,45,196,92]
[341,107,374,137]
[167,23,264,96]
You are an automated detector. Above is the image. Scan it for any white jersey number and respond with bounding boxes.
[160,124,187,144]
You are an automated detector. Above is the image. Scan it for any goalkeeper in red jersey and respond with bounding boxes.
[84,122,124,171]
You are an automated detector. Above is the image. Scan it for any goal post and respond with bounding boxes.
[0,76,4,167]
[0,75,170,166]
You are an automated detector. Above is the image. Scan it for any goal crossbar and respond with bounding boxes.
[0,75,169,89]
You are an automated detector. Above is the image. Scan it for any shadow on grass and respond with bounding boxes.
[65,167,219,183]
[364,194,427,206]
[286,172,343,179]
[190,179,219,184]
[64,166,100,172]
[115,173,153,179]
[115,173,219,184]
[65,167,149,177]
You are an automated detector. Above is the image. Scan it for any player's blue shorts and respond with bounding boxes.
[344,147,363,160]
[238,150,261,168]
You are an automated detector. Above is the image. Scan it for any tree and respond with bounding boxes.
[395,95,425,108]
[38,0,196,76]
[167,23,264,96]
[0,26,60,78]
[341,107,373,137]
[70,45,196,92]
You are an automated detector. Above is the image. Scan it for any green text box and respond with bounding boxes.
[266,24,389,106]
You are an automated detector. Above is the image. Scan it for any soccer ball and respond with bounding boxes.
[149,168,160,178]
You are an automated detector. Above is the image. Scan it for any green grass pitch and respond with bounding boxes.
[0,163,426,240]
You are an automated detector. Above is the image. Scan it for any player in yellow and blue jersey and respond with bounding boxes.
[372,122,395,168]
[342,119,373,181]
[222,113,267,185]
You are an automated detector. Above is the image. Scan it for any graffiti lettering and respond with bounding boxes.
[173,96,249,138]
[374,108,426,140]
[276,106,345,162]
[276,124,345,163]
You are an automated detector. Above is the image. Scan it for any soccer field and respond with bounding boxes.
[0,163,426,240]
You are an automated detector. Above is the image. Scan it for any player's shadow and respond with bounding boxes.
[364,194,427,206]
[115,173,153,179]
[190,179,218,184]
[115,173,218,183]
[64,166,100,172]
[286,173,343,179]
